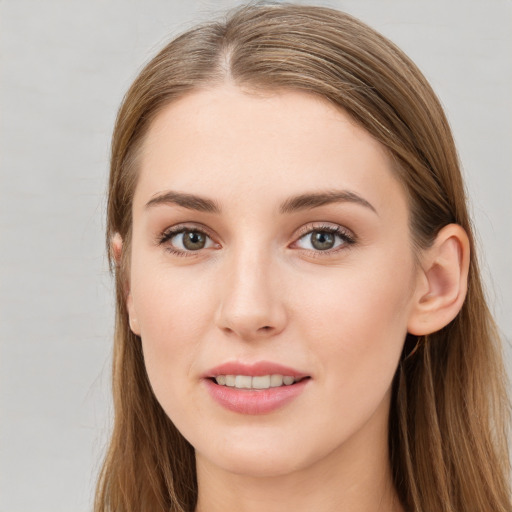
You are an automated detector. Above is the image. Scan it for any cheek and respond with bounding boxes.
[129,256,217,394]
[293,252,415,390]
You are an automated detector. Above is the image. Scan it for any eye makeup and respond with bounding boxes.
[156,221,357,259]
[157,223,219,257]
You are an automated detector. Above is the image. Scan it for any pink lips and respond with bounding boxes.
[205,361,308,379]
[203,361,310,415]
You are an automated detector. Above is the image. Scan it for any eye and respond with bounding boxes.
[294,225,355,252]
[159,227,216,255]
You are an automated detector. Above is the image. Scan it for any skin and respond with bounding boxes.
[122,84,468,512]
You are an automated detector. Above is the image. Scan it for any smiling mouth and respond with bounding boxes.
[211,374,310,390]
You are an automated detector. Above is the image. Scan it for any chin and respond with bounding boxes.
[205,447,310,478]
[193,424,336,478]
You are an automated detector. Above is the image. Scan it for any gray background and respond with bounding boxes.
[1,1,510,511]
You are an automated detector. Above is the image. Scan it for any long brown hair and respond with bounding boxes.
[97,3,511,511]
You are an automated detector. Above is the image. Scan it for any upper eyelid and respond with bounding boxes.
[158,222,355,249]
[160,222,351,237]
[295,222,353,237]
[160,223,216,241]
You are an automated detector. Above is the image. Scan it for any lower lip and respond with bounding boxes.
[204,378,309,415]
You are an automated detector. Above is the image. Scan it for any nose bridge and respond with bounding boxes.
[215,238,286,339]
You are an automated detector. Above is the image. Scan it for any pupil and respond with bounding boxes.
[183,231,206,250]
[311,231,335,250]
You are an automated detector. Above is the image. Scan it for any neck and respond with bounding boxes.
[195,396,403,512]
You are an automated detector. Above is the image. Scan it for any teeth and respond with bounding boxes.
[214,374,300,389]
[235,375,252,389]
[252,375,270,389]
[270,374,283,387]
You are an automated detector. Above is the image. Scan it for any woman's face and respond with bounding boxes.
[126,84,422,477]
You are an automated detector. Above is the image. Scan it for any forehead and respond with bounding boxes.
[134,84,407,218]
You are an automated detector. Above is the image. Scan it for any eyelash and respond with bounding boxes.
[293,224,356,257]
[158,225,217,257]
[158,223,356,258]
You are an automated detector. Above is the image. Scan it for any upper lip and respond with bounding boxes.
[204,361,309,379]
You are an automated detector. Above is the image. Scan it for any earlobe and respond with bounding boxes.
[111,233,123,265]
[126,292,141,336]
[407,224,470,336]
[110,233,141,336]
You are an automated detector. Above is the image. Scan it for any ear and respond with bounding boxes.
[407,224,470,336]
[110,232,123,265]
[110,233,141,336]
[126,294,141,336]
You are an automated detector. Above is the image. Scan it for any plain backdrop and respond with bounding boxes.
[0,1,511,511]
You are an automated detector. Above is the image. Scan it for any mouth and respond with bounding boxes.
[203,361,311,414]
[209,374,310,390]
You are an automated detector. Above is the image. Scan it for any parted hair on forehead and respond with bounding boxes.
[98,3,511,512]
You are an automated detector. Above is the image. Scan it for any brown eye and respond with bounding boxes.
[182,230,207,250]
[310,231,335,250]
[161,228,215,254]
[294,226,354,253]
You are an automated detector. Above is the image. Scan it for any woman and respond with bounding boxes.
[96,3,511,511]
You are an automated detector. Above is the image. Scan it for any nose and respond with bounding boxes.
[214,246,287,341]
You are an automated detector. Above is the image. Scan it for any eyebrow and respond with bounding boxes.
[279,190,377,215]
[145,190,221,213]
[145,189,377,215]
